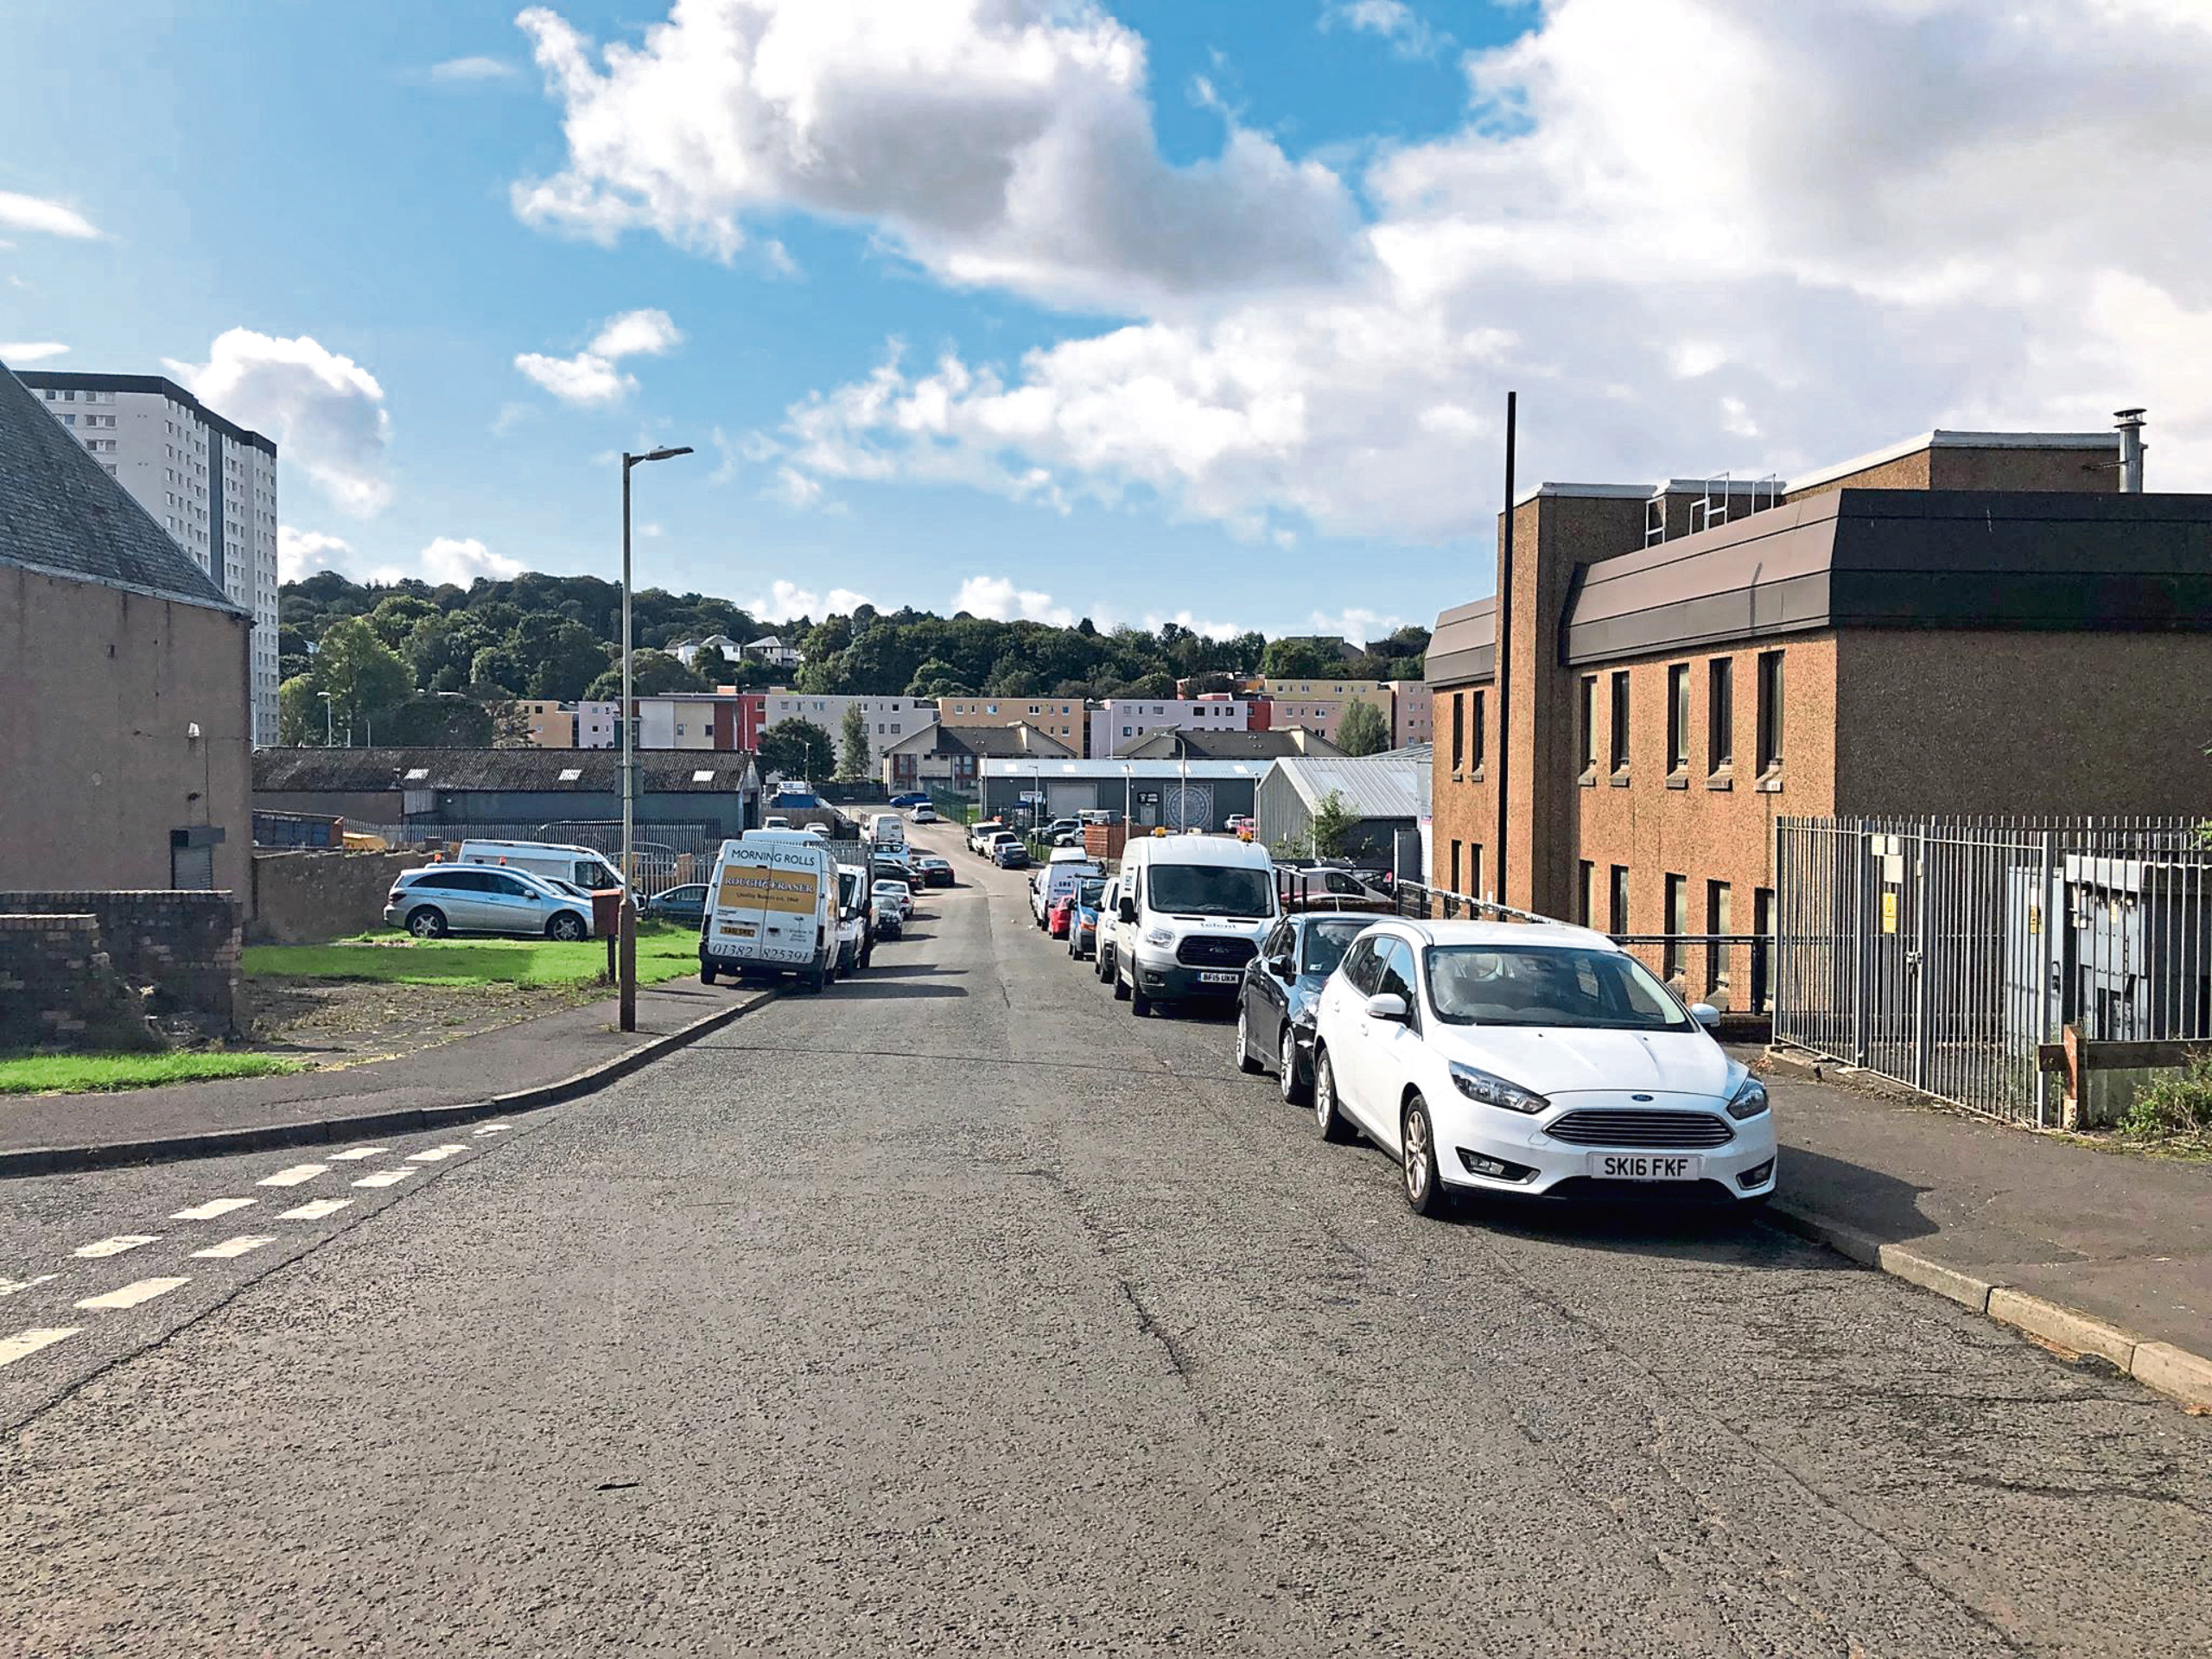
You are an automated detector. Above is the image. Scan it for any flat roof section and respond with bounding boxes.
[1564,489,2212,665]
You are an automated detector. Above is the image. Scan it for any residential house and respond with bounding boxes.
[880,722,1076,793]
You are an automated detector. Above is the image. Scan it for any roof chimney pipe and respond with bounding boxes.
[2114,408,2146,493]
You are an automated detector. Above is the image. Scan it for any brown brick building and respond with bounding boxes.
[1427,423,2212,1011]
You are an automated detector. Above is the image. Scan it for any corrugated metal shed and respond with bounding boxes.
[1256,747,1429,858]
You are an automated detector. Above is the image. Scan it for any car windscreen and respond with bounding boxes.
[1075,880,1108,906]
[1425,945,1689,1031]
[838,872,861,906]
[1146,863,1274,918]
[1300,918,1370,976]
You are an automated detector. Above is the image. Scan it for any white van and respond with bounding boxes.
[867,812,908,853]
[1032,848,1104,929]
[834,862,874,976]
[701,831,839,992]
[458,839,623,893]
[1111,836,1276,1017]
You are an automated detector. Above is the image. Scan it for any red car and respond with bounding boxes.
[1048,890,1080,938]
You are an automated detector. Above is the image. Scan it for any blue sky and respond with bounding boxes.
[5,1,2207,640]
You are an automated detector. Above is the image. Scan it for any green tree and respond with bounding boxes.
[378,693,494,747]
[277,675,327,745]
[582,649,711,700]
[511,614,612,700]
[906,658,969,698]
[311,616,412,744]
[1262,637,1332,678]
[1308,789,1360,858]
[838,703,871,781]
[756,717,836,783]
[1336,698,1390,756]
[365,594,440,649]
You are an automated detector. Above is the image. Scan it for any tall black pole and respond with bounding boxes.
[1494,391,1516,907]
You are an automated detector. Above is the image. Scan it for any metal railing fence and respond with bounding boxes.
[1775,816,2212,1124]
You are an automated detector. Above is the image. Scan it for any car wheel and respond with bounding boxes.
[1278,1025,1309,1106]
[1235,1005,1263,1074]
[700,961,716,985]
[1312,1048,1351,1142]
[546,912,587,943]
[1401,1094,1449,1217]
[808,967,827,994]
[1112,960,1130,999]
[405,906,448,938]
[1129,978,1149,1015]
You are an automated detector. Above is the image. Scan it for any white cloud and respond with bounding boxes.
[0,190,100,239]
[511,0,1358,309]
[1143,610,1243,642]
[1306,608,1402,647]
[491,400,538,435]
[0,340,68,364]
[758,0,2212,540]
[418,536,525,586]
[514,307,682,405]
[749,578,869,622]
[169,329,393,516]
[277,526,355,583]
[1320,1,1446,58]
[954,575,1073,627]
[429,55,518,82]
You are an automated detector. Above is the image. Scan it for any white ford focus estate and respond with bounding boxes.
[1307,919,1777,1216]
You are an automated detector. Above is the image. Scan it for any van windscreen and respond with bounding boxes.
[1147,864,1273,918]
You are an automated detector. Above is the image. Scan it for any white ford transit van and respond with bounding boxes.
[1111,836,1276,1016]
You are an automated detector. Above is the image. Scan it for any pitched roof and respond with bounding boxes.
[1264,752,1425,821]
[1116,728,1341,760]
[885,723,1076,759]
[0,362,244,613]
[255,747,759,794]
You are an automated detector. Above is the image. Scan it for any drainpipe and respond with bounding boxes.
[2113,408,2146,493]
[1493,391,1516,906]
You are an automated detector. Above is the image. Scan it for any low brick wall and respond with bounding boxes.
[250,849,417,944]
[0,891,243,1036]
[0,914,161,1052]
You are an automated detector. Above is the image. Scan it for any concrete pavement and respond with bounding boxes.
[2,822,2207,1656]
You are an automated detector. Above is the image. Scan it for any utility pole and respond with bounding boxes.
[1494,390,1516,907]
[619,445,693,1031]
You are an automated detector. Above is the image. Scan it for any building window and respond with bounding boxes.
[1449,839,1461,893]
[1609,671,1630,776]
[1707,880,1732,995]
[1578,861,1595,927]
[1666,664,1689,776]
[1756,650,1784,776]
[1579,676,1597,777]
[1707,659,1733,775]
[1664,874,1688,981]
[1609,866,1630,935]
[1468,842,1484,901]
[1470,690,1486,774]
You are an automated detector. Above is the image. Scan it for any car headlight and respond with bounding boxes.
[1449,1062,1548,1116]
[1726,1077,1770,1121]
[1141,926,1175,948]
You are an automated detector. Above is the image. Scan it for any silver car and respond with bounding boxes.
[384,865,594,941]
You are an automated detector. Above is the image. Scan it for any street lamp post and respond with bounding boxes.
[619,445,694,1032]
[316,690,334,747]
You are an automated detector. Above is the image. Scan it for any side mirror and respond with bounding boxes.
[1363,992,1410,1024]
[1690,1002,1721,1030]
[1269,956,1295,980]
[1117,899,1138,924]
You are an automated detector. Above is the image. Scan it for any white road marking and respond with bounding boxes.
[473,1124,508,1135]
[0,1275,59,1300]
[407,1145,468,1163]
[73,1235,160,1260]
[191,1236,276,1261]
[327,1146,386,1161]
[170,1198,257,1221]
[257,1163,329,1187]
[74,1277,189,1311]
[277,1198,352,1220]
[0,1327,79,1368]
[353,1170,414,1189]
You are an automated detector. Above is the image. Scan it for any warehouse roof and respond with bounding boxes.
[254,747,759,793]
[0,362,245,614]
[1262,749,1427,821]
[1114,728,1343,760]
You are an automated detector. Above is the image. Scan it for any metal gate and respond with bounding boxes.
[1775,817,2212,1123]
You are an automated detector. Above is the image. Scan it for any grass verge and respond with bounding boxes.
[0,1051,308,1096]
[243,925,699,988]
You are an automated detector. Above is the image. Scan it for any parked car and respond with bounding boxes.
[874,877,914,920]
[1224,814,1256,836]
[1033,849,1104,929]
[1306,919,1777,1217]
[833,864,873,976]
[969,817,1007,855]
[870,887,905,939]
[1109,836,1277,1016]
[1061,877,1109,953]
[643,883,709,926]
[1276,861,1396,913]
[1039,817,1082,842]
[456,838,624,893]
[912,854,955,888]
[1091,877,1122,981]
[910,802,938,824]
[1233,912,1377,1105]
[992,839,1030,869]
[888,791,930,809]
[385,865,594,941]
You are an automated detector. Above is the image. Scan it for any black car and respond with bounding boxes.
[1231,912,1376,1104]
[642,883,709,926]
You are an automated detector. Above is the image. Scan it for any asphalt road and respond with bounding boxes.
[3,821,2209,1656]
